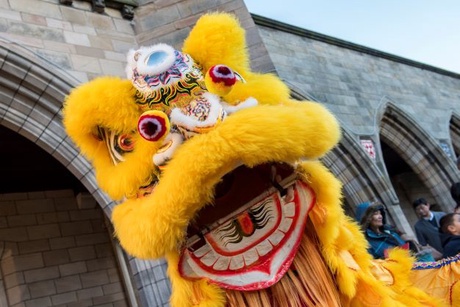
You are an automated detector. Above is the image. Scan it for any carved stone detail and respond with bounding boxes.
[59,0,137,21]
[92,0,106,13]
[121,5,134,20]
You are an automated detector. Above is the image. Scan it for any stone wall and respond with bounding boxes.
[0,0,273,84]
[257,22,460,141]
[0,190,127,307]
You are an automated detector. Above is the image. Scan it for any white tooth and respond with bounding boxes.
[268,229,284,246]
[283,201,296,217]
[229,254,244,270]
[193,243,212,257]
[256,240,273,256]
[213,256,231,271]
[284,186,295,202]
[278,216,293,233]
[200,249,218,267]
[243,247,259,266]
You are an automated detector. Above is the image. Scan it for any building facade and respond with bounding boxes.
[0,0,459,306]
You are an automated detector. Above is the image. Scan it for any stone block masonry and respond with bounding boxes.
[0,190,128,306]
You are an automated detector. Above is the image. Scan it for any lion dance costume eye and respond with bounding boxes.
[138,110,170,142]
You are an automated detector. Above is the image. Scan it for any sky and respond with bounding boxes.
[244,0,460,74]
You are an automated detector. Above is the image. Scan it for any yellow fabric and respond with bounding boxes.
[410,257,460,306]
[63,11,451,307]
[298,162,444,307]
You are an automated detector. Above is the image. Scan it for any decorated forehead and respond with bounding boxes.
[98,43,240,169]
[126,43,205,112]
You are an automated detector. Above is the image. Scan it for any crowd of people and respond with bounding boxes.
[357,177,460,262]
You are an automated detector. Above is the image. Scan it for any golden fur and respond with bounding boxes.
[63,12,446,307]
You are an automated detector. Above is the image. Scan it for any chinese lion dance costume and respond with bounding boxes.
[63,12,459,307]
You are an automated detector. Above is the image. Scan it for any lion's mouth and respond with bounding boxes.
[179,162,316,290]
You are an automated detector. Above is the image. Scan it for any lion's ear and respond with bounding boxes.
[182,12,250,75]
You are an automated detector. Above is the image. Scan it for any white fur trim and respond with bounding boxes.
[222,97,258,114]
[153,132,184,166]
[170,92,227,129]
[125,48,137,79]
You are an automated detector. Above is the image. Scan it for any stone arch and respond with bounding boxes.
[0,42,166,307]
[450,112,460,159]
[290,85,403,224]
[0,43,114,215]
[0,42,182,306]
[322,131,396,207]
[289,84,321,103]
[380,101,460,212]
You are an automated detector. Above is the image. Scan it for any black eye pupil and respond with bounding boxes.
[142,122,158,136]
[217,66,231,75]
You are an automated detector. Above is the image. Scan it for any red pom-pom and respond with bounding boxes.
[208,64,236,86]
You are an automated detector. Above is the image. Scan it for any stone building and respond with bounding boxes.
[0,0,459,306]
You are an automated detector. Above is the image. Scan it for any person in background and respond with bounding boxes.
[412,197,446,259]
[358,202,408,259]
[439,213,460,258]
[451,182,460,213]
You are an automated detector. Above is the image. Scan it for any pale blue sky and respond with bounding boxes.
[244,0,460,74]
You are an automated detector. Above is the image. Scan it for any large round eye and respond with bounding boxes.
[138,110,170,142]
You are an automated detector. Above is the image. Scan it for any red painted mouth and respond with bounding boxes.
[179,163,316,290]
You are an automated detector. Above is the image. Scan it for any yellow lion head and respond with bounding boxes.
[63,12,444,307]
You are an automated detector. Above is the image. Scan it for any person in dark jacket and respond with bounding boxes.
[451,182,460,213]
[412,197,445,259]
[358,202,407,259]
[439,213,460,258]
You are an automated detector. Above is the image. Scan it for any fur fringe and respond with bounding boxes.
[226,219,341,307]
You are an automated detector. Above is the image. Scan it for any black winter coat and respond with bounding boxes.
[440,232,460,258]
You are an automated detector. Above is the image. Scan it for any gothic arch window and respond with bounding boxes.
[290,88,458,234]
[289,86,398,220]
[380,101,458,213]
